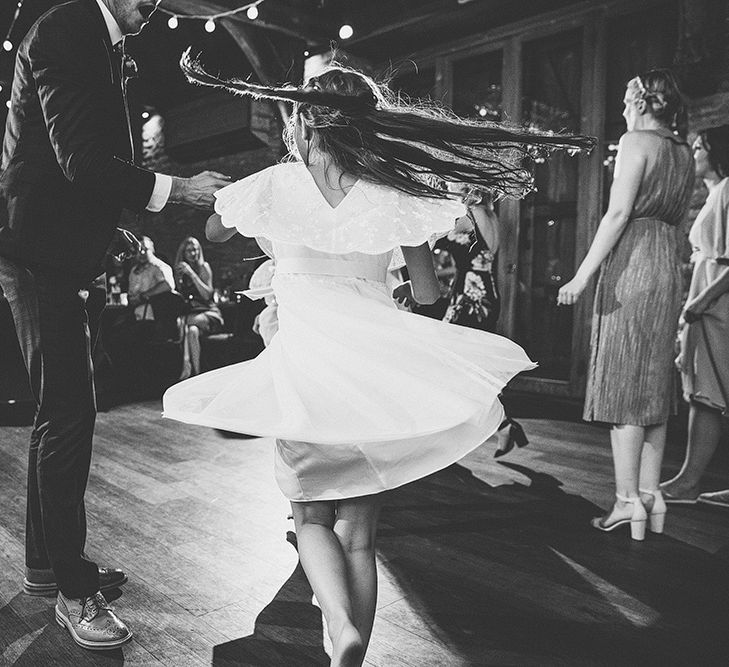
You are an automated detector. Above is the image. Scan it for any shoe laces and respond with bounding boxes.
[81,592,113,623]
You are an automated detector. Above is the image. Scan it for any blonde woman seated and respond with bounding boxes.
[174,236,224,379]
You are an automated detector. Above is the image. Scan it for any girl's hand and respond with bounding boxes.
[557,276,587,306]
[392,281,415,308]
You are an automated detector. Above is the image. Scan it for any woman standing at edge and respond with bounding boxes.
[167,54,593,666]
[558,70,694,540]
[661,126,729,507]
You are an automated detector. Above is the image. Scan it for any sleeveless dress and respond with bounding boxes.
[679,177,729,412]
[583,128,694,425]
[163,162,536,501]
[178,271,224,334]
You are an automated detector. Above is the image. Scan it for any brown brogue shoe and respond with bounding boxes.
[55,591,132,651]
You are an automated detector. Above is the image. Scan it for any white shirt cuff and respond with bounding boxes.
[146,173,173,212]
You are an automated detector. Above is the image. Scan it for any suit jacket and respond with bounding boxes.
[0,0,156,281]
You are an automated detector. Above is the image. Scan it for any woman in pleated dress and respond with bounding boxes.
[558,70,694,540]
[165,56,593,667]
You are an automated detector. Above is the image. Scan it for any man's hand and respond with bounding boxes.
[169,171,232,210]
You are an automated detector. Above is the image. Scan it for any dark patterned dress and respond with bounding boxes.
[440,221,525,450]
[443,223,500,331]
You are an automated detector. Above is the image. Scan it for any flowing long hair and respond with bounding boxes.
[180,50,596,200]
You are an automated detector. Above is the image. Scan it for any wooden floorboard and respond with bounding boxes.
[1,400,728,666]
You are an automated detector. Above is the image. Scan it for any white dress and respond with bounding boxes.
[163,162,536,501]
[679,177,729,411]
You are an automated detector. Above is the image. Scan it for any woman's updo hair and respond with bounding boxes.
[626,69,684,126]
[699,125,729,179]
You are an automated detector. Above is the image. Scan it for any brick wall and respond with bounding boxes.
[125,104,285,292]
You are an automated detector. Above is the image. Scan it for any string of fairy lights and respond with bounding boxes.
[1,1,355,53]
[0,1,356,110]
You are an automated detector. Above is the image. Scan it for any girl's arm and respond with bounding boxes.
[557,132,647,305]
[469,199,500,252]
[400,242,441,305]
[206,213,237,243]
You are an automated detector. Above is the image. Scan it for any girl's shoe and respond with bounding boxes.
[640,488,667,534]
[591,493,648,541]
[493,417,529,458]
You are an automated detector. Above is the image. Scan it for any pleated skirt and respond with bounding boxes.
[583,218,683,425]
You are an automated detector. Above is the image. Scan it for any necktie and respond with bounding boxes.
[112,42,136,163]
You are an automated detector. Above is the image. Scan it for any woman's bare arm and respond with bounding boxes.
[206,213,237,243]
[557,132,648,305]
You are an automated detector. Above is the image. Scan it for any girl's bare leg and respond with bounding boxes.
[291,501,363,667]
[334,495,382,657]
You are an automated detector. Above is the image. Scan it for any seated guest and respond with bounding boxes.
[128,236,175,320]
[174,236,224,378]
[661,125,729,508]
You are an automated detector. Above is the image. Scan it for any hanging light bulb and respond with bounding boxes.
[5,100,10,109]
[303,50,310,57]
[141,111,150,120]
[205,19,216,33]
[3,40,13,52]
[167,16,178,29]
[246,5,259,20]
[338,24,353,40]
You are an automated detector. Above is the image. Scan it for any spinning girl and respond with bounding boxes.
[164,54,593,667]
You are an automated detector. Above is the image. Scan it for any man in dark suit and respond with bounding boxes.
[0,0,230,650]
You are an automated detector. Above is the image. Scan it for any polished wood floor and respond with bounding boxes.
[1,400,728,666]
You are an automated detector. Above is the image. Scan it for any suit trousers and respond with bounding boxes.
[0,256,102,598]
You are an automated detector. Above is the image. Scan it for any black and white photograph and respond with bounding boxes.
[0,0,728,665]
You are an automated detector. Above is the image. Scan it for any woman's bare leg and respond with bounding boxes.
[639,422,667,491]
[611,424,644,498]
[291,501,363,667]
[186,324,201,376]
[661,402,722,498]
[334,495,382,656]
[179,325,192,380]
